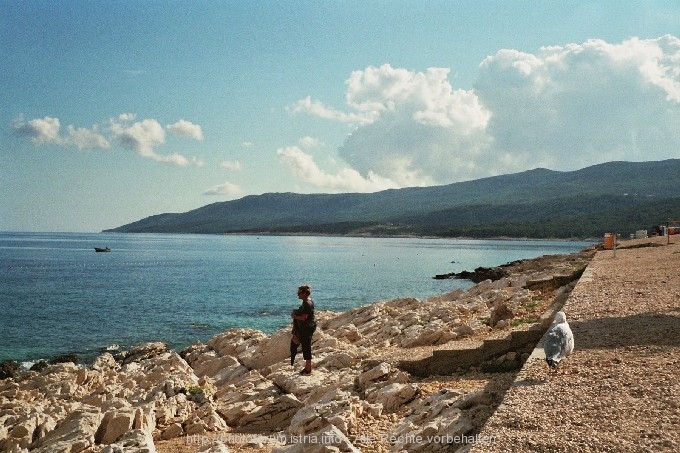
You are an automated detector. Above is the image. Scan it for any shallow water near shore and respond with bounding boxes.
[0,232,592,364]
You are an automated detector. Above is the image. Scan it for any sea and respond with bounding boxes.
[0,232,593,365]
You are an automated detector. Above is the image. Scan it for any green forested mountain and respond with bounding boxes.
[105,160,680,238]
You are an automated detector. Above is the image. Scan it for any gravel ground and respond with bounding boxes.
[471,237,680,453]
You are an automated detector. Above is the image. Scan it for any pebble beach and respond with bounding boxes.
[471,236,680,452]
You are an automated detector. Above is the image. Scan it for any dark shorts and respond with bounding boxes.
[300,335,312,360]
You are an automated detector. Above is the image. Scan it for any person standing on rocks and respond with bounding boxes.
[291,284,316,375]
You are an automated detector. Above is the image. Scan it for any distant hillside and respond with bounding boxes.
[105,160,680,238]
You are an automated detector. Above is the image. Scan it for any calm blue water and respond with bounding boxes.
[0,232,592,364]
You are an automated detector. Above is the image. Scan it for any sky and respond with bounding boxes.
[2,0,680,232]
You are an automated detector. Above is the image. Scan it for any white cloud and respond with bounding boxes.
[66,125,111,150]
[203,181,244,197]
[277,145,399,192]
[13,116,63,145]
[118,113,137,121]
[109,118,202,166]
[298,136,321,148]
[293,64,493,185]
[167,119,204,140]
[220,160,242,171]
[110,118,166,157]
[156,153,192,166]
[14,113,204,167]
[13,116,110,150]
[242,141,254,148]
[291,36,680,186]
[475,34,680,170]
[288,96,376,124]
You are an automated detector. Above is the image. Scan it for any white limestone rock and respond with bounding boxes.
[31,409,103,453]
[287,405,325,437]
[95,408,136,444]
[192,353,241,379]
[273,424,361,453]
[217,400,257,425]
[316,351,357,370]
[160,422,183,440]
[356,362,390,389]
[197,442,231,453]
[454,391,492,410]
[271,369,344,398]
[6,413,41,449]
[99,429,156,453]
[154,393,192,426]
[334,324,362,342]
[237,393,304,431]
[206,329,268,358]
[366,383,419,413]
[388,388,475,452]
[289,392,360,438]
[238,328,292,370]
[92,353,119,371]
[183,403,227,436]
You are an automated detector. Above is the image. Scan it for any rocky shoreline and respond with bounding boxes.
[0,247,595,453]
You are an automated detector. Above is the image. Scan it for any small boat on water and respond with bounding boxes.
[94,247,111,252]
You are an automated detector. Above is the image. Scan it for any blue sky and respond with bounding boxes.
[2,1,680,232]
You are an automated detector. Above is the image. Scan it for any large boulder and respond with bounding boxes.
[32,409,103,453]
[184,404,228,435]
[190,352,241,379]
[99,429,156,453]
[239,328,293,370]
[366,383,419,413]
[489,302,514,328]
[92,353,118,371]
[0,359,21,380]
[356,362,391,390]
[206,329,268,358]
[237,393,304,432]
[116,342,169,365]
[388,388,475,452]
[95,408,136,445]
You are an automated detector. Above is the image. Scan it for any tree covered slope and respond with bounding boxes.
[104,160,680,238]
